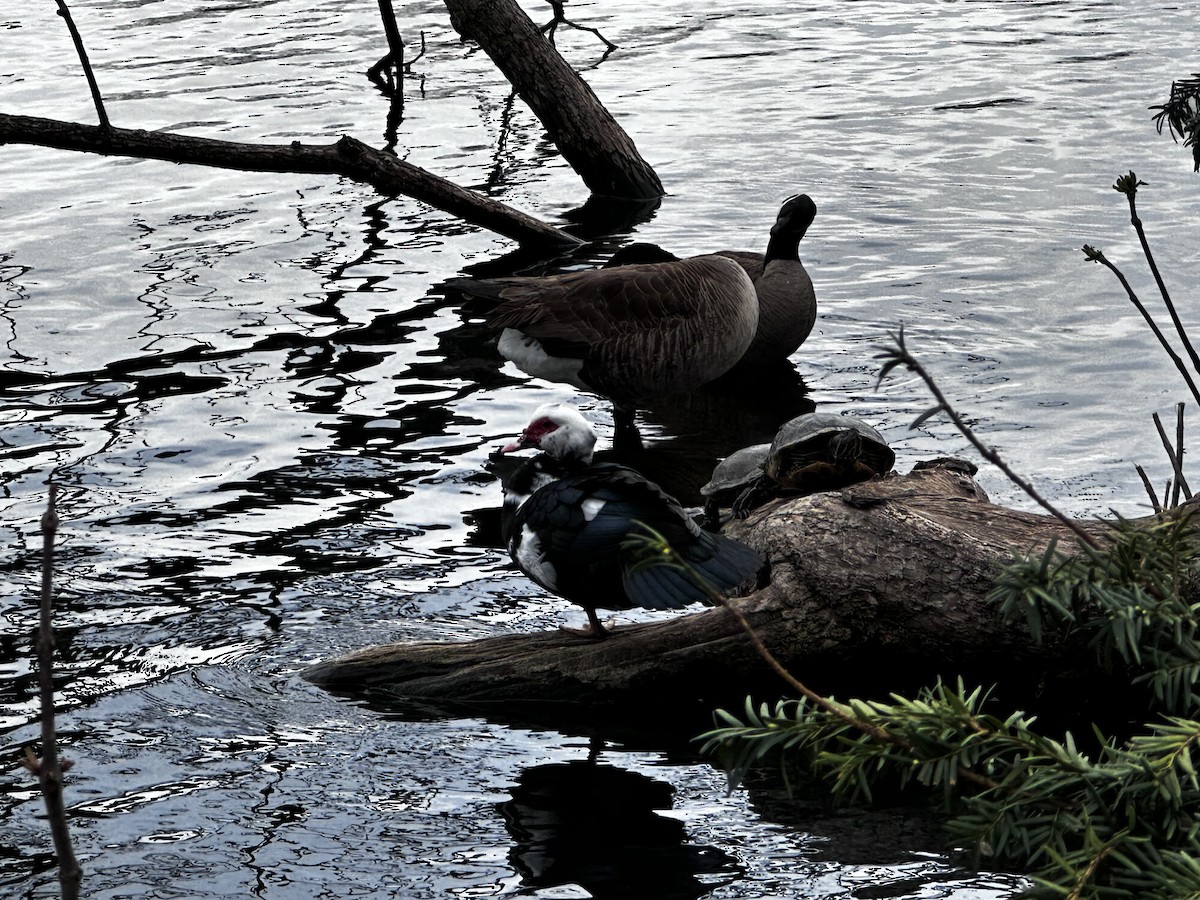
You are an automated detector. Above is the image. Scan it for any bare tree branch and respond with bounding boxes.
[25,484,82,898]
[446,0,661,199]
[0,113,583,250]
[54,0,108,130]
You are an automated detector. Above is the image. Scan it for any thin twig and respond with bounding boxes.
[718,583,999,790]
[876,328,1102,550]
[404,31,428,72]
[1135,464,1164,514]
[539,0,617,53]
[1118,174,1200,376]
[54,0,109,130]
[1153,411,1192,505]
[30,484,82,897]
[366,0,404,95]
[1177,402,1191,502]
[1083,245,1200,410]
[626,526,1001,791]
[1066,843,1116,900]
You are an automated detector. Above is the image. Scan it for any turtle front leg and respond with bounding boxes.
[702,498,722,532]
[731,474,770,519]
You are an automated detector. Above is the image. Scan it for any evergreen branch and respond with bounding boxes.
[1149,74,1200,172]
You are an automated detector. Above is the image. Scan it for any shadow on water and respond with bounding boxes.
[498,754,741,899]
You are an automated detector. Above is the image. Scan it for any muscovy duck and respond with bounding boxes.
[497,404,763,639]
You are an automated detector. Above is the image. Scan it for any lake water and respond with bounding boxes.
[2,1,1198,896]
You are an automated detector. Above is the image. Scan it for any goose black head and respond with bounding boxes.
[764,194,817,263]
[769,194,817,240]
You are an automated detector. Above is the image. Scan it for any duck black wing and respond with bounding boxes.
[508,464,761,613]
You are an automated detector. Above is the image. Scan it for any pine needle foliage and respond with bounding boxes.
[1150,74,1200,172]
[690,143,1199,896]
[991,512,1200,715]
[700,680,1200,898]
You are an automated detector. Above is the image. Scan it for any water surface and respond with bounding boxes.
[2,1,1198,896]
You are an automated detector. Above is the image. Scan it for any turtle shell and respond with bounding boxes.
[765,412,894,491]
[700,442,771,502]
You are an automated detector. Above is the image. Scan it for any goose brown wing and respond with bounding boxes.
[485,256,751,336]
[485,256,758,396]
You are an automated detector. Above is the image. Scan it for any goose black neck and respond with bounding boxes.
[764,230,802,263]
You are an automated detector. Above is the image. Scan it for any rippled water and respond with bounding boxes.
[2,0,1197,896]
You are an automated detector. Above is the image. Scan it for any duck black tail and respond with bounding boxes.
[622,531,762,610]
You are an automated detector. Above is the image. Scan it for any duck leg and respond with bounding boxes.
[558,606,610,640]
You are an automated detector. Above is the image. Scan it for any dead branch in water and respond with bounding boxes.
[538,0,617,56]
[54,0,108,130]
[0,114,582,250]
[446,0,661,199]
[22,485,82,899]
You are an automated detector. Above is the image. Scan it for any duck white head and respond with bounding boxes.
[502,403,597,464]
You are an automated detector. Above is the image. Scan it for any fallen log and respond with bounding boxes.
[444,0,663,200]
[0,114,583,250]
[303,461,1137,729]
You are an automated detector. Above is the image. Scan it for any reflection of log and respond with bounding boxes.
[303,463,1131,725]
[445,0,663,200]
[0,113,582,250]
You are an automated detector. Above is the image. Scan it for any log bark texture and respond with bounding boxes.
[303,463,1127,726]
[444,0,663,200]
[0,114,582,250]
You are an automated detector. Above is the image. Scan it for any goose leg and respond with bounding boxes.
[612,403,643,453]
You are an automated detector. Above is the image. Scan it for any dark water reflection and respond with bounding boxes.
[3,0,1198,896]
[499,759,740,899]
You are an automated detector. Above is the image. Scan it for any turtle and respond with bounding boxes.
[698,442,771,531]
[731,412,895,517]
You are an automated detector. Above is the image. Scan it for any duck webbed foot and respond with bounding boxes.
[558,607,610,640]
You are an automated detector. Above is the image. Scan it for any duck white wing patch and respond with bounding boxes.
[580,497,607,521]
[513,527,557,591]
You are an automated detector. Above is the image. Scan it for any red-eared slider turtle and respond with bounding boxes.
[732,412,895,517]
[699,442,770,530]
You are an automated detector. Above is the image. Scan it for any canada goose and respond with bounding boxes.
[605,194,818,366]
[448,255,759,443]
[446,194,816,439]
[498,403,762,639]
[715,192,818,365]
